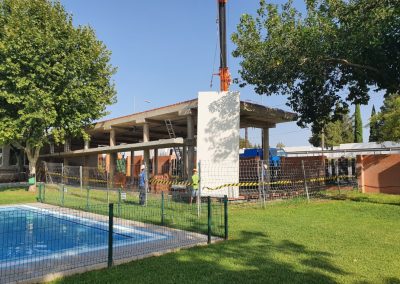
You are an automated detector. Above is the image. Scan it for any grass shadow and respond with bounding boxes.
[54,230,346,284]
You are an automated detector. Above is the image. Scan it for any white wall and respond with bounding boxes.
[197,91,240,198]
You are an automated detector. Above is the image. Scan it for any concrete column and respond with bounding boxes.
[143,123,150,179]
[182,146,187,179]
[130,151,135,177]
[153,149,158,175]
[187,115,195,178]
[348,158,352,177]
[262,128,270,163]
[84,140,90,150]
[109,129,116,188]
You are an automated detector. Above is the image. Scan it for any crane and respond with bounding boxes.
[218,0,231,92]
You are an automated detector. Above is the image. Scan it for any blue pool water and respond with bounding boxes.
[0,206,166,265]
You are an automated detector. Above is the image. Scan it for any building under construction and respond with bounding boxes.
[39,94,296,197]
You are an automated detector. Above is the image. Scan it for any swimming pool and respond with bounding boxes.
[0,205,168,267]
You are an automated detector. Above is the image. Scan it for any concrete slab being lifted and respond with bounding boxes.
[41,138,184,158]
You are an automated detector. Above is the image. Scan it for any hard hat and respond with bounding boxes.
[140,165,145,170]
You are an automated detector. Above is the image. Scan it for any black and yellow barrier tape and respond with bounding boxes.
[47,172,355,191]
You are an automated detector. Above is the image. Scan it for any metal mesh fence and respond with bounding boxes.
[1,195,226,283]
[43,158,357,206]
[198,158,358,205]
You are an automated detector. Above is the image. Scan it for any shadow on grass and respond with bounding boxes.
[324,193,400,207]
[54,230,347,284]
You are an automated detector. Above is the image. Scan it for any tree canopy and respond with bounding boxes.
[0,0,116,175]
[232,0,400,133]
[371,93,400,142]
[309,112,353,148]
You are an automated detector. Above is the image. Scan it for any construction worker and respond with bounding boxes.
[139,164,146,205]
[189,168,199,205]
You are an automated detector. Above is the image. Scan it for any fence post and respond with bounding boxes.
[261,161,266,208]
[207,196,212,244]
[224,195,228,240]
[106,172,110,204]
[79,166,83,192]
[59,184,63,206]
[335,160,341,194]
[301,160,310,202]
[161,191,165,225]
[118,187,121,217]
[86,186,90,210]
[37,183,42,202]
[197,161,201,218]
[61,184,65,207]
[42,183,46,202]
[108,203,114,268]
[61,163,64,185]
[145,162,148,207]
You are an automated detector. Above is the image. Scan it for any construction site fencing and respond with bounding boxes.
[197,158,358,206]
[2,192,226,284]
[43,158,357,207]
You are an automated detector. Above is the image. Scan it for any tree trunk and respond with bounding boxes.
[26,145,41,192]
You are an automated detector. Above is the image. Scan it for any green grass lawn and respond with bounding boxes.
[0,187,36,205]
[51,191,400,284]
[1,188,399,283]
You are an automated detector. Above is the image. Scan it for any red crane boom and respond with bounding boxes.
[218,0,231,92]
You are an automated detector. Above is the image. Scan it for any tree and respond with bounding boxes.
[239,137,253,148]
[232,0,400,133]
[309,113,353,147]
[354,104,363,143]
[0,0,116,185]
[370,93,400,142]
[369,105,380,142]
[276,142,285,149]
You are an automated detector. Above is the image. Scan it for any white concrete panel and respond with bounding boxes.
[197,91,240,198]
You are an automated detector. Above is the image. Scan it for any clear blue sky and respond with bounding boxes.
[61,0,384,147]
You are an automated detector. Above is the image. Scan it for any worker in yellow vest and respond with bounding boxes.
[189,168,199,205]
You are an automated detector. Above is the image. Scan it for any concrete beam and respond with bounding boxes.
[178,109,195,116]
[240,116,276,129]
[40,138,185,158]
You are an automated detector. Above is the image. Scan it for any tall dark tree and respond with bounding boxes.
[232,0,400,133]
[354,104,363,143]
[369,105,379,142]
